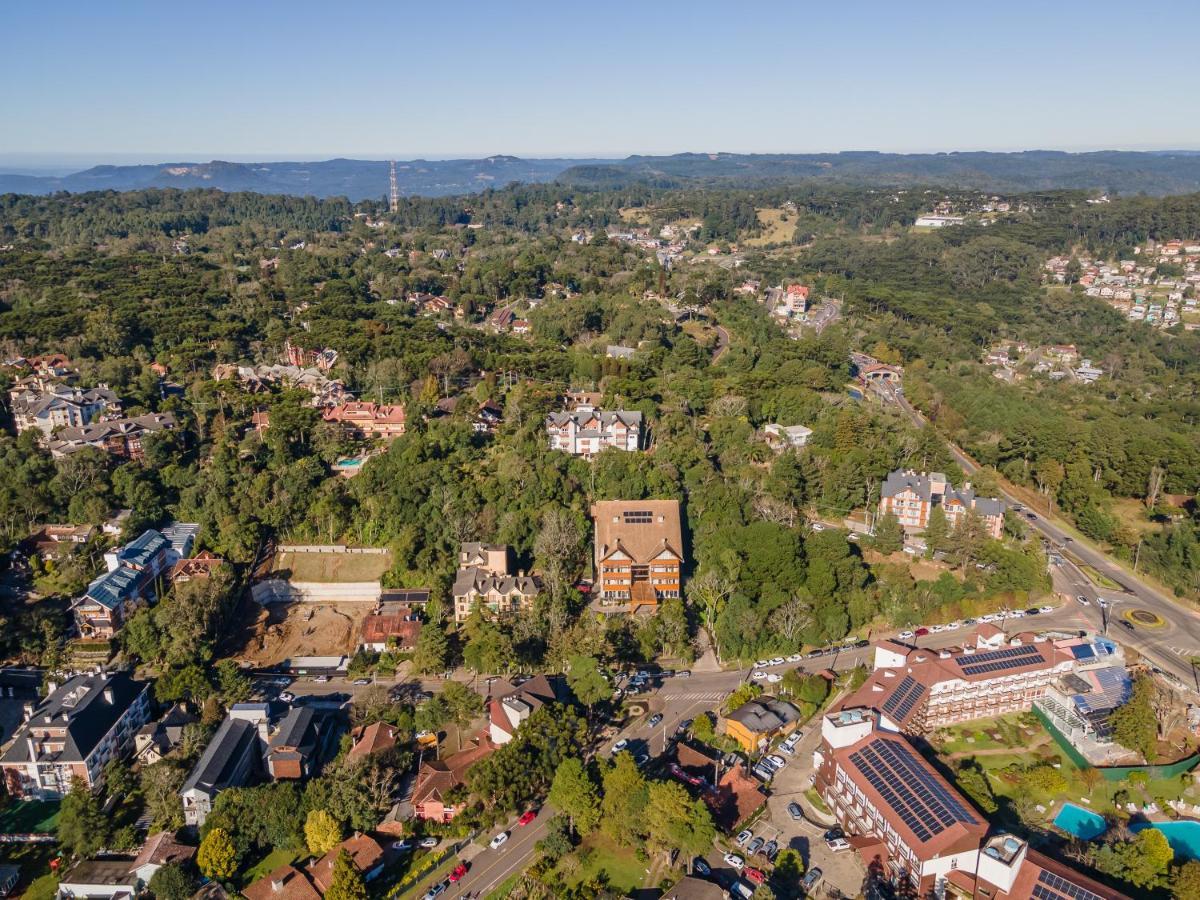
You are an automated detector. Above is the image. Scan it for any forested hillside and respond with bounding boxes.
[1,181,1198,681]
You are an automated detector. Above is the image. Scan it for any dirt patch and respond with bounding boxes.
[864,549,961,582]
[228,600,373,666]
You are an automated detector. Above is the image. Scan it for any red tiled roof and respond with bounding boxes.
[1004,848,1130,899]
[832,730,986,859]
[308,834,384,893]
[242,866,321,900]
[361,613,421,648]
[411,738,496,807]
[347,722,398,761]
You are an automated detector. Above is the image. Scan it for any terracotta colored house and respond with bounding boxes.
[307,834,385,893]
[241,865,321,900]
[322,402,407,440]
[346,722,399,762]
[411,738,496,822]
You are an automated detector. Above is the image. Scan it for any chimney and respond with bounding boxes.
[270,877,285,893]
[26,736,39,762]
[22,702,34,722]
[46,680,57,695]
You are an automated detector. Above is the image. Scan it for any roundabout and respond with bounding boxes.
[1124,608,1166,629]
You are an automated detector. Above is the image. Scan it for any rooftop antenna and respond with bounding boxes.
[389,160,399,213]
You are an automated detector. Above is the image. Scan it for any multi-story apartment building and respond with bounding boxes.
[451,542,539,623]
[840,626,1122,734]
[546,405,642,457]
[181,704,269,826]
[591,500,684,611]
[814,709,1128,899]
[0,672,152,800]
[878,470,1006,539]
[285,340,338,372]
[48,413,177,460]
[10,384,121,437]
[73,529,177,639]
[322,402,406,440]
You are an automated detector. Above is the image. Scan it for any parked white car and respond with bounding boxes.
[489,832,509,850]
[724,853,745,870]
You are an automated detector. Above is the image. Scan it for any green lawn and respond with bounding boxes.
[555,833,646,895]
[483,874,520,900]
[0,802,60,834]
[242,848,302,887]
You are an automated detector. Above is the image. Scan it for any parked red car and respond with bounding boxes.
[914,627,930,637]
[518,810,537,826]
[449,864,468,882]
[745,868,766,885]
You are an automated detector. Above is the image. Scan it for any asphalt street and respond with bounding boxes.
[885,383,1200,694]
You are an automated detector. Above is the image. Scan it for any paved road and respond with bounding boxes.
[443,810,552,900]
[712,325,731,362]
[884,383,1200,693]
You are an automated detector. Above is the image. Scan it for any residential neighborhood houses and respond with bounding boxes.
[1044,238,1200,330]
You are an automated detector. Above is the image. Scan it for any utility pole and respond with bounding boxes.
[388,161,399,213]
[1133,539,1142,573]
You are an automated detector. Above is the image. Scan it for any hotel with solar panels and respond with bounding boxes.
[815,708,1129,899]
[813,626,1130,898]
[840,624,1124,733]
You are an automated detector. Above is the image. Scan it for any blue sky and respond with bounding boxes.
[3,0,1198,164]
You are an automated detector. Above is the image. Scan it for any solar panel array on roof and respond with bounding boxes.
[848,738,979,844]
[957,644,1043,677]
[1032,869,1105,900]
[880,675,926,724]
[1070,644,1095,660]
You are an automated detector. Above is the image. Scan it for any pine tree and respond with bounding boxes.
[411,600,448,675]
[872,512,904,554]
[548,757,600,837]
[57,777,109,859]
[324,850,368,900]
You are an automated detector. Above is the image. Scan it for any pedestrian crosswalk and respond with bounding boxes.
[659,690,728,702]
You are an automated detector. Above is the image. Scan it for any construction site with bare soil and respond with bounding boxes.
[228,547,394,666]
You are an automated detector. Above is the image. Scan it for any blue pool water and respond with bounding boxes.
[1053,803,1107,840]
[1132,821,1200,861]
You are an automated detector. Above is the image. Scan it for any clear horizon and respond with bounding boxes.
[4,1,1199,159]
[3,145,1200,176]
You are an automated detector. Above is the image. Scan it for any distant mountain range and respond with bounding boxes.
[4,150,1200,199]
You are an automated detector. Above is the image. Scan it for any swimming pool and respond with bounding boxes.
[1132,821,1200,861]
[1053,803,1108,840]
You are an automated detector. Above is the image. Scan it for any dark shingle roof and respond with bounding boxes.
[181,718,261,794]
[0,672,148,765]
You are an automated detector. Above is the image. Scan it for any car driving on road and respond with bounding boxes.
[489,832,509,849]
[647,713,663,727]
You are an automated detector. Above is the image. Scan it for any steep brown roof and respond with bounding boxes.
[307,834,384,893]
[1004,848,1130,900]
[130,831,196,872]
[347,722,398,761]
[242,866,321,900]
[833,730,986,860]
[591,500,683,565]
[411,738,496,807]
